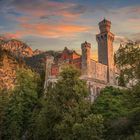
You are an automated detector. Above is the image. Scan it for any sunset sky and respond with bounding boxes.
[0,0,140,58]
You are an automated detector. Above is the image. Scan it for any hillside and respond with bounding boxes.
[0,38,35,57]
[0,37,41,90]
[0,49,25,90]
[25,50,61,74]
[0,37,61,90]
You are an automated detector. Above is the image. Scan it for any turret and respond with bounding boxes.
[99,18,111,33]
[81,41,91,77]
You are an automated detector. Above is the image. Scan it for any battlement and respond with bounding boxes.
[81,41,91,49]
[99,18,111,33]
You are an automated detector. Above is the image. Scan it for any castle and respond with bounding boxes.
[44,19,119,102]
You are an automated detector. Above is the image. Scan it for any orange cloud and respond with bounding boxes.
[3,32,23,39]
[19,23,91,38]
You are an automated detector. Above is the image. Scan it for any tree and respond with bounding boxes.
[3,68,42,140]
[115,42,140,86]
[113,41,140,139]
[35,66,104,140]
[91,86,130,119]
[91,84,140,140]
[72,114,104,140]
[0,90,9,140]
[91,86,131,140]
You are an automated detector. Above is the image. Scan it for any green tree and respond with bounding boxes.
[92,85,140,140]
[0,90,9,140]
[72,114,104,140]
[3,68,42,140]
[115,42,140,85]
[35,66,104,140]
[91,86,130,119]
[113,41,140,139]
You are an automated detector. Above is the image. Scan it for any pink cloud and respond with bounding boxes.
[19,23,91,38]
[2,32,23,39]
[3,23,92,39]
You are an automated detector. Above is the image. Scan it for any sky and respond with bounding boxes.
[0,0,140,59]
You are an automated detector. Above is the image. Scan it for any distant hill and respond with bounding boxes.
[0,37,46,72]
[25,50,62,74]
[0,38,33,57]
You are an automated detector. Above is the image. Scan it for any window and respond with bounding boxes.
[101,35,103,39]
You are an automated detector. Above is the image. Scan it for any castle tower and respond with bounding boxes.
[81,41,91,77]
[96,19,115,84]
[44,55,54,88]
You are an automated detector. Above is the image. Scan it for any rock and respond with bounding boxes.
[0,49,24,90]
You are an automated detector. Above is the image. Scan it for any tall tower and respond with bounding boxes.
[44,55,54,88]
[81,41,91,77]
[96,19,115,84]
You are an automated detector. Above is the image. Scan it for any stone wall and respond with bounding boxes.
[90,60,108,83]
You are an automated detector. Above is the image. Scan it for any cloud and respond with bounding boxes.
[130,33,140,42]
[0,0,139,51]
[115,36,130,43]
[2,0,86,21]
[20,23,91,38]
[4,23,91,39]
[1,32,23,39]
[0,0,93,39]
[115,32,140,46]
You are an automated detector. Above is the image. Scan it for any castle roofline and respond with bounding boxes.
[99,18,111,25]
[63,46,81,56]
[81,41,91,48]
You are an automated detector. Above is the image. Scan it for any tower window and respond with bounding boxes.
[101,35,103,39]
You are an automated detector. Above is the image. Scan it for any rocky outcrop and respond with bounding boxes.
[0,37,45,90]
[0,36,61,90]
[0,49,24,90]
[1,39,34,57]
[33,49,43,56]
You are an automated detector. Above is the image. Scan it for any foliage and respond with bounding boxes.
[0,68,139,140]
[92,84,140,140]
[115,42,140,85]
[91,86,129,119]
[34,66,104,140]
[0,90,9,140]
[3,68,42,140]
[72,114,104,140]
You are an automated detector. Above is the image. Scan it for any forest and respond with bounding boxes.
[0,42,140,140]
